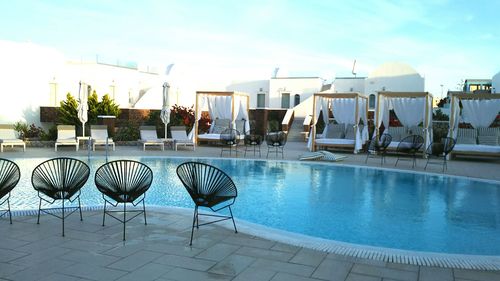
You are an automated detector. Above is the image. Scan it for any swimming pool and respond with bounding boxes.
[8,156,500,256]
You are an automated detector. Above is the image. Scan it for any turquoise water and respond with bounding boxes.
[8,156,500,255]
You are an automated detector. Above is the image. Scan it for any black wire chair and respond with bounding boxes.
[176,162,238,246]
[220,128,240,157]
[32,157,90,236]
[424,137,456,172]
[394,135,425,168]
[95,160,153,241]
[365,133,392,165]
[266,131,287,159]
[243,130,262,157]
[0,158,20,224]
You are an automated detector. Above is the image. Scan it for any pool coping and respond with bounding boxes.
[8,205,500,271]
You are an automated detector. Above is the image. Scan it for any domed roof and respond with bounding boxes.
[368,62,420,78]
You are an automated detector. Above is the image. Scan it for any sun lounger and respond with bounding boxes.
[0,124,26,152]
[171,126,195,151]
[55,125,78,151]
[139,126,164,151]
[91,125,115,151]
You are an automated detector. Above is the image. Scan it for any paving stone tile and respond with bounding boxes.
[143,243,205,257]
[0,237,30,250]
[385,263,419,272]
[6,258,75,281]
[115,263,174,281]
[453,269,500,281]
[312,258,353,280]
[270,272,322,281]
[290,248,327,267]
[223,236,276,249]
[208,254,256,276]
[418,266,453,281]
[346,273,382,281]
[38,273,87,281]
[108,250,163,271]
[59,250,121,266]
[9,246,70,266]
[251,258,316,277]
[270,242,301,254]
[236,246,294,261]
[161,267,232,281]
[196,243,240,262]
[0,248,29,262]
[154,254,217,271]
[351,264,418,281]
[60,239,115,253]
[104,244,144,257]
[231,267,276,281]
[0,262,26,278]
[57,263,127,281]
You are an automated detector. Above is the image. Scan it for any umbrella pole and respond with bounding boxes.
[165,123,167,139]
[82,123,85,137]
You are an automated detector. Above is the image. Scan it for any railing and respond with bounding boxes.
[281,109,294,134]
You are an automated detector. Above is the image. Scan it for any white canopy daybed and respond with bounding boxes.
[194,91,250,144]
[374,91,433,151]
[449,93,500,158]
[308,93,369,153]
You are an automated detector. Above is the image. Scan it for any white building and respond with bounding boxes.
[333,62,425,109]
[492,71,500,93]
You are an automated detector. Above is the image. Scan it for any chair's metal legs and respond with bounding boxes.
[7,197,12,224]
[190,206,198,246]
[37,198,42,224]
[62,198,65,237]
[78,197,83,221]
[123,202,126,241]
[143,199,147,225]
[229,206,237,233]
[102,201,106,226]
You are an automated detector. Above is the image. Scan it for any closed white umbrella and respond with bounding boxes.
[160,82,171,139]
[77,82,89,137]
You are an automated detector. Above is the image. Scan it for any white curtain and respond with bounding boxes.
[461,99,500,128]
[320,97,330,138]
[332,98,356,125]
[391,97,425,127]
[449,97,461,139]
[373,95,389,137]
[356,98,368,152]
[234,95,250,134]
[424,96,433,148]
[307,96,324,150]
[191,94,207,140]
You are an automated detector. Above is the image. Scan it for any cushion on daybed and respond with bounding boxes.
[456,128,477,144]
[387,127,407,142]
[478,135,498,146]
[326,123,345,139]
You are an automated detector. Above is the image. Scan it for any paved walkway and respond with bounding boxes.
[0,142,499,280]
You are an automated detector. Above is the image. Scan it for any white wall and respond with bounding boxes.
[268,78,323,109]
[493,72,500,93]
[365,74,424,97]
[332,77,366,93]
[226,80,269,108]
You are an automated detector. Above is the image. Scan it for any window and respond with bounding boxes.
[369,94,376,109]
[281,93,290,108]
[294,94,300,106]
[257,93,265,108]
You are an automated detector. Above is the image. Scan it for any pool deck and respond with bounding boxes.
[1,142,500,281]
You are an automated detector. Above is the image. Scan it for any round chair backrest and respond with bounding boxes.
[32,157,90,199]
[0,158,20,199]
[266,131,286,147]
[220,128,239,145]
[379,133,392,149]
[95,160,153,203]
[176,162,237,207]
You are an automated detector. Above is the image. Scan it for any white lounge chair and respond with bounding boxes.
[91,125,115,151]
[171,126,195,151]
[0,124,26,152]
[139,126,164,151]
[55,125,78,151]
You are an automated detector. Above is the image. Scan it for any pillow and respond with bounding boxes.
[456,136,476,144]
[477,127,500,136]
[478,135,498,146]
[235,120,245,134]
[319,151,347,162]
[299,152,324,161]
[457,128,477,139]
[391,134,402,142]
[212,125,226,134]
[326,123,345,139]
[344,124,356,140]
[214,119,231,127]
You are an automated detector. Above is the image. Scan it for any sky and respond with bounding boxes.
[0,0,499,98]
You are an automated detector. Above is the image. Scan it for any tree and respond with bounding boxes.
[57,91,120,125]
[58,93,79,125]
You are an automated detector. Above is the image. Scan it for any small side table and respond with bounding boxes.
[160,138,175,150]
[77,136,91,150]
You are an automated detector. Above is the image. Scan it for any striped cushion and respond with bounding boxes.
[478,135,498,146]
[457,128,477,138]
[409,126,424,137]
[344,124,356,140]
[320,151,347,162]
[388,127,407,142]
[477,127,500,136]
[326,123,345,139]
[299,152,324,161]
[456,136,476,144]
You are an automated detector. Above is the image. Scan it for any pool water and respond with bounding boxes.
[9,156,500,256]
